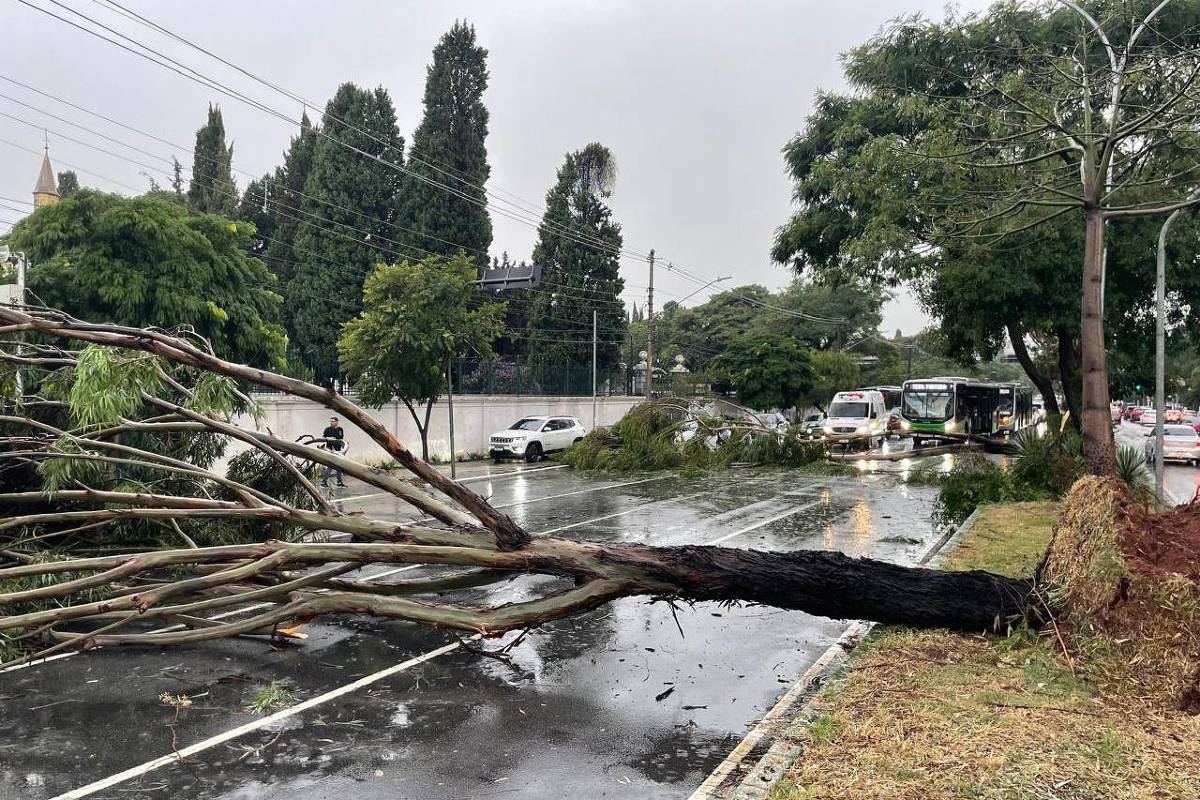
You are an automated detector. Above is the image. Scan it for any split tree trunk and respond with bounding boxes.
[1006,321,1059,419]
[1080,209,1115,474]
[1056,325,1082,432]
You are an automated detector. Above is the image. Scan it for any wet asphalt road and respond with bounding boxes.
[1115,420,1199,503]
[0,467,940,800]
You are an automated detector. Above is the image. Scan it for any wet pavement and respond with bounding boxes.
[1115,420,1199,503]
[0,467,941,800]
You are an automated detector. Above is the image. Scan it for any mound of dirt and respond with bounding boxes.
[1120,501,1200,581]
[1041,476,1200,714]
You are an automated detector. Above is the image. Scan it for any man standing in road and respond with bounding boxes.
[321,416,346,488]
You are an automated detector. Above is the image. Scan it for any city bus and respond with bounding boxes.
[860,385,902,411]
[997,383,1034,434]
[900,378,1007,446]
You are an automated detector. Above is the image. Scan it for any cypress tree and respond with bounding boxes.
[263,112,318,287]
[527,144,627,382]
[400,21,492,264]
[235,173,278,255]
[187,104,238,216]
[287,85,404,384]
[56,171,80,197]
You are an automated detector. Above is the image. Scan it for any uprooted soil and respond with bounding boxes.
[1043,477,1200,713]
[1120,500,1200,581]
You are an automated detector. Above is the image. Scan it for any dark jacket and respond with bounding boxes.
[322,425,345,452]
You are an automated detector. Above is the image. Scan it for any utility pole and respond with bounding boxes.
[1154,209,1182,502]
[591,309,598,429]
[445,357,457,480]
[646,249,655,399]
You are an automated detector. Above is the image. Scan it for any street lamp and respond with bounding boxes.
[1154,208,1185,502]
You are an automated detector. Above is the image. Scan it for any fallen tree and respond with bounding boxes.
[0,306,1035,668]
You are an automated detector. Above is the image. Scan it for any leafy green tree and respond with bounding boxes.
[236,174,277,255]
[187,104,238,217]
[400,21,492,264]
[710,334,813,412]
[805,350,861,411]
[263,113,318,287]
[8,190,286,368]
[655,286,770,372]
[528,144,626,378]
[749,279,881,351]
[288,85,404,383]
[339,253,504,460]
[56,171,79,198]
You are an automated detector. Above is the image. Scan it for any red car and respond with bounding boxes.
[1125,407,1143,422]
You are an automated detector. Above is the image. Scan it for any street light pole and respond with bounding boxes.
[646,249,655,400]
[1154,209,1181,502]
[591,308,598,429]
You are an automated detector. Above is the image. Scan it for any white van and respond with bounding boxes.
[822,390,889,447]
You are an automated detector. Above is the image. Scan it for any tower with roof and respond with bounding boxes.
[32,145,59,208]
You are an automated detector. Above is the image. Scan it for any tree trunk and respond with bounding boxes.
[1006,321,1059,419]
[1056,325,1082,432]
[1080,209,1115,473]
[402,399,430,463]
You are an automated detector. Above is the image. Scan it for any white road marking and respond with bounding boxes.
[337,473,667,511]
[703,499,825,545]
[44,481,843,797]
[49,639,468,800]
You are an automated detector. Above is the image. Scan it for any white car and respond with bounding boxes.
[1144,424,1200,465]
[489,416,587,463]
[1141,408,1158,427]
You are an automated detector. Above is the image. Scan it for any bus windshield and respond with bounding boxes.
[828,401,869,418]
[903,387,954,421]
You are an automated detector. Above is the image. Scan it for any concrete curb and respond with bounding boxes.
[691,507,984,800]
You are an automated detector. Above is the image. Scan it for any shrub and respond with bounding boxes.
[932,452,1047,525]
[1011,427,1083,496]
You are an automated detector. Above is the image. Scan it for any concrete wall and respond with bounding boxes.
[234,394,642,464]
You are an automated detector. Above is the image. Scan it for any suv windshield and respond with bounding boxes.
[828,401,869,418]
[509,418,544,431]
[903,388,954,421]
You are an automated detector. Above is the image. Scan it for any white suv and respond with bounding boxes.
[489,416,587,463]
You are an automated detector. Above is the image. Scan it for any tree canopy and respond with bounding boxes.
[287,84,405,383]
[400,21,492,265]
[338,253,504,459]
[710,333,813,412]
[528,143,627,375]
[187,104,238,217]
[7,189,286,369]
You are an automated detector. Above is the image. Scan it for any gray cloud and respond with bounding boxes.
[0,0,989,333]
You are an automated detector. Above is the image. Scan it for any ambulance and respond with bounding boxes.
[822,389,889,447]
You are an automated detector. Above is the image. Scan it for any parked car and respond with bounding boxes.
[489,416,587,463]
[798,411,826,440]
[1141,408,1158,427]
[1144,424,1200,465]
[1165,407,1184,423]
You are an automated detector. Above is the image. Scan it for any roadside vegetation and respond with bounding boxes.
[771,496,1200,800]
[561,401,828,473]
[909,427,1152,525]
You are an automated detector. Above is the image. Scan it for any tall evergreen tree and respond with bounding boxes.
[287,85,404,383]
[187,104,238,216]
[527,144,626,377]
[400,21,492,264]
[56,171,79,198]
[263,112,318,288]
[236,173,278,255]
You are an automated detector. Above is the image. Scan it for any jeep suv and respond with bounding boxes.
[489,416,587,463]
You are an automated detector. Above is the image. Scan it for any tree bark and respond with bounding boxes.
[1080,209,1115,473]
[1006,321,1059,419]
[1056,325,1082,432]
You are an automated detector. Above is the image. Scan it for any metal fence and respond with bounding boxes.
[449,357,630,397]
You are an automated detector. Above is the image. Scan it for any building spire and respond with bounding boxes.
[33,141,59,208]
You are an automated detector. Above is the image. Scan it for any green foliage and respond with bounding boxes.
[528,143,626,374]
[187,104,238,217]
[400,21,492,265]
[249,682,295,713]
[562,402,826,473]
[36,438,106,493]
[807,350,861,410]
[931,453,1046,526]
[1011,427,1083,497]
[202,449,320,545]
[709,334,813,411]
[67,346,164,429]
[287,84,404,383]
[10,189,286,368]
[338,253,503,457]
[56,170,79,197]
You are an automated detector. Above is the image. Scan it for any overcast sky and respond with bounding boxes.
[0,0,989,333]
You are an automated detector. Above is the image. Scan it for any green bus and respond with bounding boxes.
[900,378,1015,446]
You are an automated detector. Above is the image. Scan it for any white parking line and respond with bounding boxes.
[45,482,839,798]
[337,473,667,510]
[50,639,468,800]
